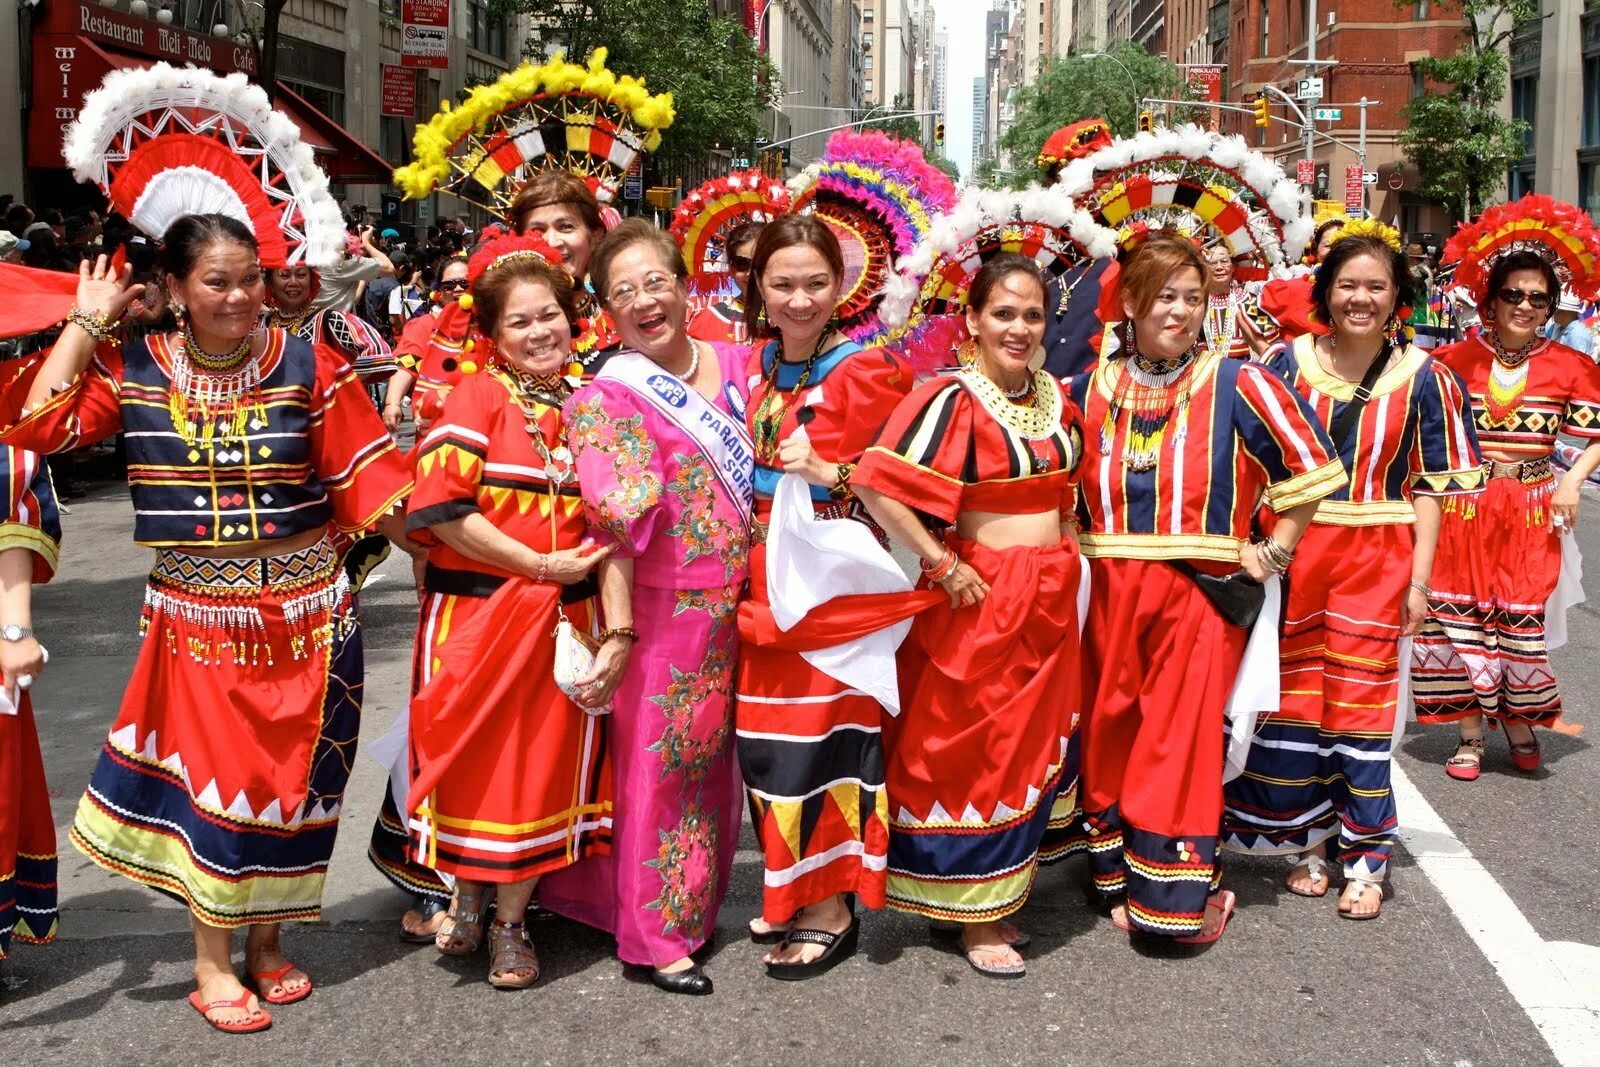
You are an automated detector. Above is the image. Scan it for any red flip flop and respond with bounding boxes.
[1173,890,1237,945]
[250,962,313,1005]
[188,988,272,1034]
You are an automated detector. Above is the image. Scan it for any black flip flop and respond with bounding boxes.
[748,911,798,945]
[764,918,860,981]
[398,897,448,944]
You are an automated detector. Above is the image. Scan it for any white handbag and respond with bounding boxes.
[553,606,609,715]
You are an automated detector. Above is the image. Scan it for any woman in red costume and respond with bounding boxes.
[734,215,914,979]
[382,255,470,435]
[508,171,621,375]
[1412,195,1600,776]
[1223,222,1482,920]
[402,234,614,988]
[854,254,1085,978]
[2,216,415,1032]
[686,221,762,348]
[0,438,62,965]
[1067,233,1346,944]
[264,264,397,390]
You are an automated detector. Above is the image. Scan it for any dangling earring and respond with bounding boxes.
[1122,319,1138,357]
[1384,312,1402,347]
[756,306,768,330]
[172,303,188,332]
[957,339,978,367]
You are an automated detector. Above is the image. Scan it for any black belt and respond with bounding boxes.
[423,564,597,604]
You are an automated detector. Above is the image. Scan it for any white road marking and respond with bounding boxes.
[1393,765,1600,1066]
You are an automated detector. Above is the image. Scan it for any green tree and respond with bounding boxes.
[928,155,962,182]
[862,92,924,143]
[508,0,781,184]
[997,41,1185,188]
[972,157,1001,188]
[1398,0,1533,222]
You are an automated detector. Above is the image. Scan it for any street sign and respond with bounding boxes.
[1344,164,1364,213]
[1362,171,1379,186]
[1297,159,1316,185]
[623,157,644,201]
[732,157,752,169]
[1312,107,1342,122]
[1297,77,1324,101]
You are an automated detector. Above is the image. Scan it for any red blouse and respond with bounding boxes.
[1432,333,1600,459]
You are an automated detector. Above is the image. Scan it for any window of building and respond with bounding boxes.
[380,115,407,167]
[1414,0,1429,17]
[277,35,346,124]
[469,0,508,59]
[864,6,873,19]
[1260,0,1270,57]
[1410,62,1426,99]
[1585,55,1600,146]
[1511,73,1538,154]
[864,31,873,46]
[865,54,874,71]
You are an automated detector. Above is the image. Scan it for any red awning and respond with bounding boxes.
[27,35,392,184]
[270,82,394,185]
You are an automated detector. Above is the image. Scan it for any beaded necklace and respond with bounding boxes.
[1204,290,1241,359]
[167,327,268,448]
[1101,329,1201,472]
[501,364,574,484]
[751,331,834,464]
[1482,330,1541,428]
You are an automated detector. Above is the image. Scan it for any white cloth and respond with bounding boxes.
[367,707,410,812]
[0,645,46,716]
[1223,575,1282,784]
[1544,533,1585,651]
[311,254,385,313]
[765,469,915,715]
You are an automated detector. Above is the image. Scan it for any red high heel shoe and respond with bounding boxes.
[1506,729,1542,773]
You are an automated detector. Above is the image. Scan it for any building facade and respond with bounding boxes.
[972,74,987,173]
[765,0,838,166]
[1509,0,1600,218]
[830,0,867,123]
[1071,0,1110,52]
[1223,0,1464,232]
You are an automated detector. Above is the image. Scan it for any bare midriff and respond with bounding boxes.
[955,509,1063,550]
[175,525,329,560]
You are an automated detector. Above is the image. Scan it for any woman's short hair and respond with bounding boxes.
[507,171,605,238]
[589,219,688,306]
[1481,249,1559,316]
[1117,233,1208,320]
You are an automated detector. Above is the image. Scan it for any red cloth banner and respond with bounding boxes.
[381,64,416,117]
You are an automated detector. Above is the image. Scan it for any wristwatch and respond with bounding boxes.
[1,624,33,642]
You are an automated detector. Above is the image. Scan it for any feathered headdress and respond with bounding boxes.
[1037,119,1114,176]
[1441,194,1600,303]
[1053,124,1313,272]
[669,170,791,293]
[787,130,959,346]
[393,48,674,215]
[1325,216,1402,255]
[62,64,343,269]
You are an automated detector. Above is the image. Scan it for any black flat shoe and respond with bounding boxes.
[650,964,713,996]
[764,917,860,981]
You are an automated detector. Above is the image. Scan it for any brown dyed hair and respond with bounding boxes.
[744,215,845,338]
[471,255,579,340]
[589,218,688,307]
[507,171,605,238]
[1118,233,1209,319]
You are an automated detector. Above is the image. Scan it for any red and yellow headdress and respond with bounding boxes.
[394,48,674,216]
[669,169,791,293]
[1037,119,1114,176]
[1441,194,1600,304]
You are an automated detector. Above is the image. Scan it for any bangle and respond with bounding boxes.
[1409,579,1432,598]
[67,307,120,346]
[829,461,856,500]
[533,553,549,583]
[1254,536,1295,574]
[599,627,639,645]
[921,546,958,583]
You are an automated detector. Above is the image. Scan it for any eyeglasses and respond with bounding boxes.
[730,255,753,272]
[439,279,470,293]
[1497,287,1551,310]
[607,274,677,308]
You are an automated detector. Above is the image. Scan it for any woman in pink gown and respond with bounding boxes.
[538,221,752,996]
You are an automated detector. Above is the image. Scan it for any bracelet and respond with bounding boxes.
[599,627,639,645]
[533,553,549,583]
[1254,536,1295,575]
[829,462,856,501]
[921,546,958,584]
[1408,579,1432,598]
[67,306,120,346]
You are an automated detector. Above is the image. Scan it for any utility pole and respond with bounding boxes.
[1284,0,1336,165]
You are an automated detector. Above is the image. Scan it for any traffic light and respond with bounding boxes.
[1253,94,1271,127]
[935,121,945,144]
[1137,110,1153,133]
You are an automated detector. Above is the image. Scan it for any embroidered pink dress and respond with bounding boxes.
[538,343,751,967]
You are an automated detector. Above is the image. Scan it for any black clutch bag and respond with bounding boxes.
[1168,561,1266,629]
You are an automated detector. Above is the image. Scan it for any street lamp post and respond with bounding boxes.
[1080,50,1144,117]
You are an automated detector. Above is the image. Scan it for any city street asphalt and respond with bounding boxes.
[1,482,1597,1066]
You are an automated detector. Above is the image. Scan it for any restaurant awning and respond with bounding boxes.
[28,35,393,184]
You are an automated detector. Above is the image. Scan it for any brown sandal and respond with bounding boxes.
[1446,736,1485,781]
[435,886,489,956]
[486,919,540,989]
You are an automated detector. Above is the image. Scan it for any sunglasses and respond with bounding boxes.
[729,255,753,272]
[1497,287,1551,310]
[439,279,470,293]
